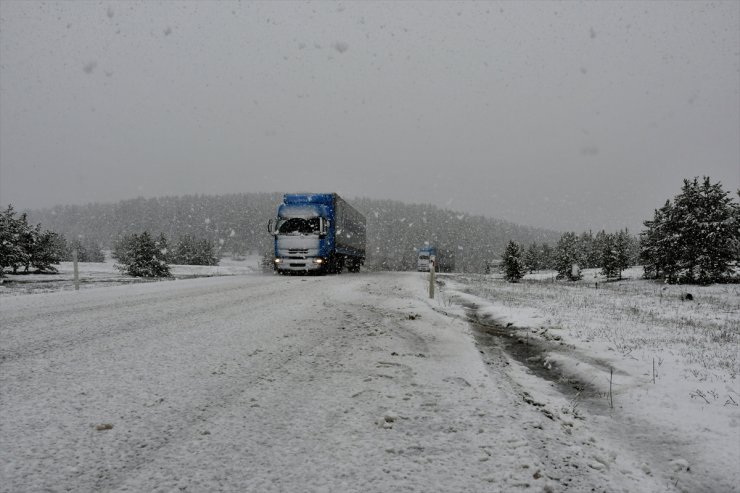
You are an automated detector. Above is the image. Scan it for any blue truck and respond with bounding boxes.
[268,193,366,274]
[417,245,455,273]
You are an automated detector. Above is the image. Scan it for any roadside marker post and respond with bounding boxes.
[73,249,80,291]
[429,260,435,299]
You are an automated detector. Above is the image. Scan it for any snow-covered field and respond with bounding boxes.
[0,255,262,296]
[1,268,738,492]
[440,267,740,492]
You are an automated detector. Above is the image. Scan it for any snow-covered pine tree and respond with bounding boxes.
[1,206,69,274]
[734,191,740,261]
[626,230,641,266]
[593,231,609,268]
[524,242,540,273]
[579,231,599,268]
[14,212,36,273]
[0,205,26,276]
[600,233,619,280]
[112,234,137,266]
[672,177,738,283]
[171,235,219,266]
[29,229,65,273]
[555,232,582,280]
[641,200,672,280]
[614,229,633,278]
[540,243,554,270]
[641,178,739,284]
[196,238,219,266]
[156,233,171,264]
[116,232,170,277]
[172,235,196,265]
[502,240,525,282]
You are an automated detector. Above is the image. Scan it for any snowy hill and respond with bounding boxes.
[26,193,561,273]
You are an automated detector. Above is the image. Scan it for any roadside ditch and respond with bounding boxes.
[462,301,613,417]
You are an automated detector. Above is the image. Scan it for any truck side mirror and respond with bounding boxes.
[319,218,328,236]
[267,219,275,235]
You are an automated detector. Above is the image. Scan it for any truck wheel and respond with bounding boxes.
[326,255,342,274]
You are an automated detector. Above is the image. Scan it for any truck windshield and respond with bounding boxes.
[277,217,321,235]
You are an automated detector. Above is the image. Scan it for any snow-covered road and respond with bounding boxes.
[1,273,685,491]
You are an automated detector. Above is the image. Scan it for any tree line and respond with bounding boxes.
[26,193,561,274]
[502,229,638,282]
[0,204,220,277]
[501,177,738,284]
[6,176,737,283]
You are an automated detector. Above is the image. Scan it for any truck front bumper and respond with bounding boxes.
[274,257,325,271]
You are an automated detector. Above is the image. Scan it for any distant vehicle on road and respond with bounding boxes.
[268,193,366,274]
[417,245,455,273]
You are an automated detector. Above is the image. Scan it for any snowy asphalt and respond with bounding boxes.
[2,273,674,492]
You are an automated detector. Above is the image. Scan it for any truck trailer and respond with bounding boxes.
[268,193,366,274]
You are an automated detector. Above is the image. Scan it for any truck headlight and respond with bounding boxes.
[313,258,324,264]
[274,258,282,263]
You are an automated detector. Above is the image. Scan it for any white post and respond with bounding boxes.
[73,249,80,291]
[429,260,435,299]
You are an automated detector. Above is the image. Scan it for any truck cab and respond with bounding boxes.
[417,245,455,272]
[417,246,436,272]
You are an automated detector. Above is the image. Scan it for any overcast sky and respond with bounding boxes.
[1,1,738,232]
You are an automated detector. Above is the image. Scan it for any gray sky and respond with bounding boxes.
[1,1,738,232]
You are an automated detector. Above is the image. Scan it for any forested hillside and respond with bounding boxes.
[28,194,561,272]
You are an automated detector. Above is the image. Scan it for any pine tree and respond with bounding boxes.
[600,233,619,280]
[115,232,170,277]
[523,242,540,273]
[0,205,25,276]
[540,243,554,270]
[640,178,739,284]
[156,233,171,264]
[734,191,740,261]
[640,200,676,280]
[172,235,219,266]
[112,234,137,266]
[614,229,632,278]
[195,238,219,266]
[626,230,641,266]
[673,177,738,283]
[579,231,598,268]
[502,240,525,282]
[172,235,197,265]
[14,212,35,273]
[29,230,65,273]
[593,231,609,268]
[1,205,68,274]
[555,232,582,280]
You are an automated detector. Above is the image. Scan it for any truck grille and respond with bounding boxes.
[288,248,309,255]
